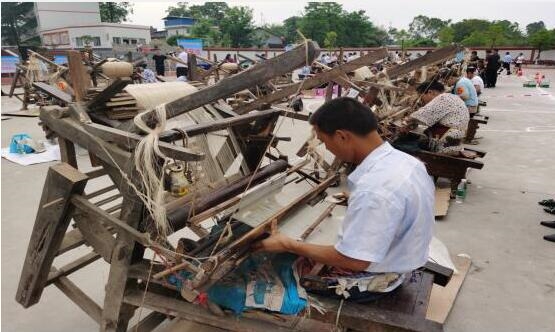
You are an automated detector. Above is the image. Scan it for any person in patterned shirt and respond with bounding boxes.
[401,80,469,156]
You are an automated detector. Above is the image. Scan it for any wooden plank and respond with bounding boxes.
[159,109,281,142]
[234,48,388,115]
[83,122,205,162]
[73,212,116,263]
[106,100,137,107]
[40,110,131,170]
[46,252,101,286]
[88,78,131,110]
[128,41,320,130]
[58,137,78,168]
[32,82,72,104]
[313,272,441,332]
[53,272,103,324]
[67,50,90,102]
[101,194,145,332]
[16,163,88,308]
[434,187,451,218]
[58,228,86,255]
[71,195,151,247]
[124,288,335,332]
[128,312,168,332]
[426,255,472,324]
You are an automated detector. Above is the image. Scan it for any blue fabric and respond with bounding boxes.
[207,253,307,315]
[9,134,35,154]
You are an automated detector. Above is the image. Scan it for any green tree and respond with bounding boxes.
[438,27,454,46]
[484,23,505,48]
[99,2,133,23]
[166,2,192,17]
[450,19,491,42]
[529,29,555,59]
[1,2,38,47]
[526,21,545,36]
[190,18,220,46]
[264,24,286,39]
[324,31,337,48]
[299,2,344,47]
[219,6,254,47]
[283,16,301,43]
[189,2,228,22]
[408,15,450,41]
[166,34,188,46]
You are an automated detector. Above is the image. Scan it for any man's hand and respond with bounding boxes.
[252,233,294,253]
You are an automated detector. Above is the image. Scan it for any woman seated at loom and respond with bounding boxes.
[394,80,469,156]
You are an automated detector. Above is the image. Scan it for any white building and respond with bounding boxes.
[34,2,150,50]
[163,16,197,37]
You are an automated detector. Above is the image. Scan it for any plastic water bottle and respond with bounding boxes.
[455,179,467,203]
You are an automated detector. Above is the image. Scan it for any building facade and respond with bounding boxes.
[34,2,150,50]
[163,16,196,36]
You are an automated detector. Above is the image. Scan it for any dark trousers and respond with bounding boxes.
[176,67,188,78]
[155,66,165,76]
[500,62,511,75]
[485,68,498,87]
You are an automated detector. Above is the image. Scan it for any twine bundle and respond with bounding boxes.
[101,62,133,78]
[125,81,198,109]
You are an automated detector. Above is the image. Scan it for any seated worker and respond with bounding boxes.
[139,63,157,83]
[448,70,479,115]
[400,81,469,156]
[466,66,484,96]
[254,97,435,297]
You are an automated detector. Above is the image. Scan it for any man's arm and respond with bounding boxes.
[253,233,370,271]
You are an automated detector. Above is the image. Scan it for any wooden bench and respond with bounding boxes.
[412,150,484,194]
[465,115,489,143]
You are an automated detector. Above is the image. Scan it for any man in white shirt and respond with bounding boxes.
[175,45,188,78]
[254,97,434,278]
[467,66,484,96]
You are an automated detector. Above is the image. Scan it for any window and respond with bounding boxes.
[76,36,101,47]
[52,33,61,45]
[130,39,137,45]
[113,37,121,45]
[43,34,52,45]
[60,32,69,44]
[122,38,130,45]
[138,38,146,44]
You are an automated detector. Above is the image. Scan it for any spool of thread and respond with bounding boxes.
[125,81,198,110]
[101,62,134,78]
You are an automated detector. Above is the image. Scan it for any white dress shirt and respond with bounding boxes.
[335,142,435,273]
[176,51,188,68]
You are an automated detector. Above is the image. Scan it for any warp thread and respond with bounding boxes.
[133,104,172,237]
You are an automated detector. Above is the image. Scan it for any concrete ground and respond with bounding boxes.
[1,68,555,331]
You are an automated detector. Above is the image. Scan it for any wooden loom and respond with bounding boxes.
[15,43,456,332]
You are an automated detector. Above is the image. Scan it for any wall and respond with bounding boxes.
[35,2,100,32]
[40,24,150,49]
[203,47,555,62]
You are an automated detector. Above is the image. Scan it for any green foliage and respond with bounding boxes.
[219,6,254,47]
[100,2,133,23]
[298,3,388,47]
[190,18,221,46]
[1,2,38,47]
[438,27,454,46]
[283,16,302,44]
[166,2,191,17]
[408,15,450,41]
[324,31,338,48]
[166,34,188,46]
[526,21,545,36]
[529,29,555,55]
[450,19,491,43]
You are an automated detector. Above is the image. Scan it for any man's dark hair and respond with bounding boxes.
[416,80,445,94]
[466,66,476,73]
[308,97,378,136]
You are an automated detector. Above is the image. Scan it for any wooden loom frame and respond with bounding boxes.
[14,43,455,332]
